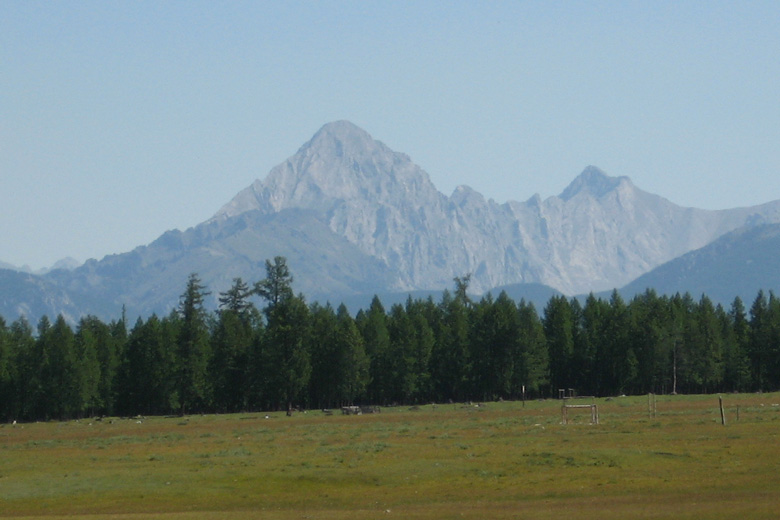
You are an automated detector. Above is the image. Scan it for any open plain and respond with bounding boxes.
[2,393,779,519]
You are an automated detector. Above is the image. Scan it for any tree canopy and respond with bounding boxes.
[2,259,780,422]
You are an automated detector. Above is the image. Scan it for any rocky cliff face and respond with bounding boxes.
[4,120,780,322]
[212,121,780,295]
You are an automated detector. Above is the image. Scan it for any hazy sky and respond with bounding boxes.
[3,1,780,269]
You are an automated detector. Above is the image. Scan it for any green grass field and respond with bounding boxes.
[2,393,779,519]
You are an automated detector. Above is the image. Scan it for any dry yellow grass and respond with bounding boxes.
[2,393,779,519]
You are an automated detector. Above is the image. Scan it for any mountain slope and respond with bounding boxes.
[213,121,780,295]
[3,120,780,323]
[620,223,780,305]
[0,269,91,323]
[43,209,396,320]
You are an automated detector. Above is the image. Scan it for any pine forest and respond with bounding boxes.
[1,257,779,423]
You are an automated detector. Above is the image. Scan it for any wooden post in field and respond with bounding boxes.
[719,395,726,426]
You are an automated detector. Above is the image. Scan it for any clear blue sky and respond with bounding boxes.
[2,1,780,269]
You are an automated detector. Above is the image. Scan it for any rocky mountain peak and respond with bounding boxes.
[7,121,780,323]
[215,121,439,219]
[559,166,632,201]
[304,120,379,157]
[451,185,485,206]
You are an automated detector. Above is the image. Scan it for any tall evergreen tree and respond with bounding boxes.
[606,290,637,395]
[748,290,771,391]
[357,296,392,405]
[516,300,548,398]
[256,258,310,413]
[543,295,575,396]
[721,297,751,392]
[8,317,35,420]
[262,294,311,413]
[469,294,496,401]
[307,302,339,408]
[628,290,669,394]
[387,301,421,403]
[75,318,102,416]
[0,317,10,420]
[579,294,606,395]
[688,296,724,393]
[116,315,179,415]
[211,278,259,412]
[254,257,294,310]
[431,290,471,402]
[334,304,370,405]
[176,273,212,414]
[766,292,780,389]
[35,316,79,419]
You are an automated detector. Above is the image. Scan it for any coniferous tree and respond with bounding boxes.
[0,317,10,420]
[470,292,521,400]
[469,294,496,400]
[627,290,667,394]
[307,302,339,408]
[688,296,724,393]
[37,316,79,419]
[255,257,294,309]
[357,296,392,405]
[516,300,548,398]
[116,315,178,415]
[77,315,123,415]
[211,278,259,412]
[748,290,770,391]
[219,277,255,315]
[543,295,575,396]
[431,289,471,402]
[579,294,606,395]
[176,274,212,414]
[721,297,751,392]
[766,292,780,389]
[607,291,637,395]
[494,292,521,398]
[587,292,619,395]
[256,258,310,413]
[75,318,102,416]
[406,298,436,402]
[334,304,370,405]
[8,317,35,420]
[387,301,420,403]
[263,294,311,413]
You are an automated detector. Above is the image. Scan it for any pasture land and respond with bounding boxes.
[2,393,779,519]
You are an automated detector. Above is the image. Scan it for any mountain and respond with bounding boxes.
[0,261,19,272]
[0,269,88,323]
[619,223,780,305]
[3,120,780,323]
[0,257,81,275]
[212,121,780,295]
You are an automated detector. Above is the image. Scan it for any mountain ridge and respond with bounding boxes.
[211,121,780,296]
[619,222,780,305]
[2,120,780,323]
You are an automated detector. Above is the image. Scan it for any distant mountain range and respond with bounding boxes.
[619,222,780,305]
[2,120,780,323]
[1,257,80,275]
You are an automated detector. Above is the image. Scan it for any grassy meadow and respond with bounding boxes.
[2,393,779,519]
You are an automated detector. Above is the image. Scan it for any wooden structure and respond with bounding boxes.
[561,403,599,425]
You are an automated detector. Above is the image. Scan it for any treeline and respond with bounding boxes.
[1,256,780,422]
